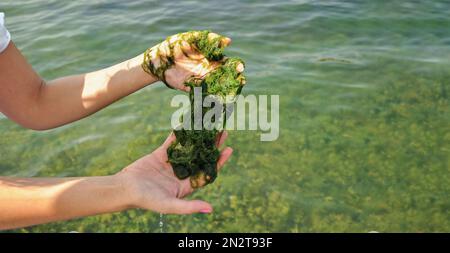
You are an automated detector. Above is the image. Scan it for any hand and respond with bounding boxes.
[141,30,244,91]
[116,131,233,214]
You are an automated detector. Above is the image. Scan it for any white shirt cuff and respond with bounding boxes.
[0,12,11,53]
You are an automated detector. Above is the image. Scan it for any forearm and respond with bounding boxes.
[0,175,130,230]
[30,54,157,129]
[0,43,158,129]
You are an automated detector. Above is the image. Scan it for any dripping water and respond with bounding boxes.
[159,213,164,233]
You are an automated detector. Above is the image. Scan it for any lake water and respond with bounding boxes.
[0,0,449,232]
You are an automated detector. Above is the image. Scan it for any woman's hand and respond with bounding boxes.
[141,30,244,92]
[0,132,231,230]
[0,30,241,130]
[117,131,233,214]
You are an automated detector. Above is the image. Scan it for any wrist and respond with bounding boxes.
[141,47,159,80]
[141,45,173,88]
[112,172,140,210]
[129,53,159,86]
[108,174,135,211]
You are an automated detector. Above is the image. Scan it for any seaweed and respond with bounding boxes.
[142,30,231,86]
[168,58,245,188]
[164,31,245,188]
[186,30,226,61]
[142,30,245,187]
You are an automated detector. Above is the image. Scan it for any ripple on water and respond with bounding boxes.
[107,115,138,125]
[72,134,106,145]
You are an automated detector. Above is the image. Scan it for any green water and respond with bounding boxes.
[1,0,449,232]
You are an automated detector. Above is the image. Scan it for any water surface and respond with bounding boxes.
[0,0,449,232]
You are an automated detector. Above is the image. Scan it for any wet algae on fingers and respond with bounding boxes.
[143,30,246,188]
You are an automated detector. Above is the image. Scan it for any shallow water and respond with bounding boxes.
[0,0,449,232]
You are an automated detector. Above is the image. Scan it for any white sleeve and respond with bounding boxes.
[0,12,11,53]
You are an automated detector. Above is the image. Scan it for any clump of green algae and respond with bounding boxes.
[142,30,246,188]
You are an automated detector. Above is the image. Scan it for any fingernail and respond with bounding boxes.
[236,63,244,72]
[222,37,232,46]
[199,209,212,214]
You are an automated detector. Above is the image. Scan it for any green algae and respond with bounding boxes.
[168,57,245,188]
[141,30,229,86]
[168,130,220,188]
[201,57,246,101]
[186,30,226,61]
[142,30,245,188]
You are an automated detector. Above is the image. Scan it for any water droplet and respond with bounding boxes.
[159,213,164,233]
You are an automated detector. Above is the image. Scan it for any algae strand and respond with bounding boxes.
[165,31,246,188]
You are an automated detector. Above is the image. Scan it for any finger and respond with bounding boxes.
[161,132,176,149]
[215,130,228,148]
[173,40,185,59]
[182,85,191,92]
[178,36,204,60]
[215,131,223,147]
[222,37,232,47]
[201,61,222,79]
[208,32,232,47]
[236,62,245,73]
[239,76,246,85]
[166,198,213,214]
[217,147,233,171]
[195,58,214,78]
[180,40,194,55]
[181,40,204,60]
[220,57,244,73]
[168,34,181,44]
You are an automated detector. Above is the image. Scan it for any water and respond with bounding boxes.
[159,213,164,233]
[0,0,449,232]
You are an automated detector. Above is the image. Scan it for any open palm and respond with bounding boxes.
[117,131,232,214]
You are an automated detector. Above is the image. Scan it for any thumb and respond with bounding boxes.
[161,132,176,149]
[167,198,213,214]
